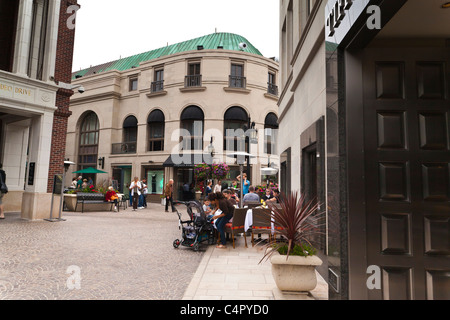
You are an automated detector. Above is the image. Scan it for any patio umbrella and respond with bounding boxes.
[72,167,107,174]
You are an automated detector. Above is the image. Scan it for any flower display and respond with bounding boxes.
[194,163,211,182]
[211,163,229,180]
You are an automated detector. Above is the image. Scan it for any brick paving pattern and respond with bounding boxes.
[0,203,204,300]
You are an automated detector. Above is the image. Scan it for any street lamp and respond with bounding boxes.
[207,137,215,187]
[244,119,258,182]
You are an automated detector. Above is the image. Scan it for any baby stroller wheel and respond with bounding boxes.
[173,239,181,248]
[193,242,200,252]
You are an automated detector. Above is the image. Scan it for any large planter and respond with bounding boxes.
[270,254,322,293]
[64,193,111,212]
[195,191,202,201]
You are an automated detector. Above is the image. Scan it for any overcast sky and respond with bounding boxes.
[72,0,280,72]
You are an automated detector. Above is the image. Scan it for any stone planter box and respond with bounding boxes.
[270,253,322,293]
[64,194,111,212]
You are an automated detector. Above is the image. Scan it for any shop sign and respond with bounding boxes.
[327,0,353,37]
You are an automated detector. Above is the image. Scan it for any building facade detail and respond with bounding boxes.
[67,33,279,202]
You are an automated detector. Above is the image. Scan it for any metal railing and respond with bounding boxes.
[229,75,247,89]
[267,83,278,96]
[151,80,164,92]
[185,74,202,88]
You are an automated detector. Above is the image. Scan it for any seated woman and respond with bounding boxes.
[208,192,234,249]
[105,186,119,212]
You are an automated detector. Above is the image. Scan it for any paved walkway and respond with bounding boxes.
[0,203,327,300]
[182,235,328,300]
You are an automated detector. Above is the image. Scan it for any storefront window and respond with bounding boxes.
[145,169,164,194]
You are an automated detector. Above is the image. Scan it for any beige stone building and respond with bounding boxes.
[0,0,79,220]
[67,32,279,202]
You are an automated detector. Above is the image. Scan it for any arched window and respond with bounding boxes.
[264,113,278,155]
[148,109,165,152]
[180,106,204,151]
[224,106,248,151]
[79,112,99,171]
[123,115,138,143]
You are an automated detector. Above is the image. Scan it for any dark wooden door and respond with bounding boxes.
[363,47,450,300]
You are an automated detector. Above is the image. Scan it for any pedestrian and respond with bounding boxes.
[214,180,222,193]
[0,164,7,220]
[208,192,234,249]
[205,180,213,198]
[82,179,88,189]
[237,173,250,195]
[140,178,148,208]
[105,186,119,212]
[164,179,176,213]
[129,177,142,211]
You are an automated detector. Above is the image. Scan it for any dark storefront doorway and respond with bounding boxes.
[325,0,450,300]
[362,46,450,300]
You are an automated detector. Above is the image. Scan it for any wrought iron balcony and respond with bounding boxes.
[267,83,278,96]
[151,80,164,92]
[111,142,137,155]
[185,74,202,88]
[229,75,247,89]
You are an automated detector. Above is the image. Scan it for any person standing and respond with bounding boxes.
[129,177,142,211]
[237,173,250,195]
[205,180,213,198]
[140,178,148,208]
[0,164,6,219]
[213,180,222,193]
[164,179,175,213]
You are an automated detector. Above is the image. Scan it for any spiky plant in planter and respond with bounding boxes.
[259,191,325,293]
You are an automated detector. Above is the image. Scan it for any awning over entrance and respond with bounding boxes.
[163,153,213,167]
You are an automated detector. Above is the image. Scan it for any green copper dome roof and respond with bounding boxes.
[72,32,262,79]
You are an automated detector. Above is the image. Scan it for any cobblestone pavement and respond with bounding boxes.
[0,203,205,300]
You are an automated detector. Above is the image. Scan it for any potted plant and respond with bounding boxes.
[260,191,324,293]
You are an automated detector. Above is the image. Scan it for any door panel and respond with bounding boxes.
[363,47,450,300]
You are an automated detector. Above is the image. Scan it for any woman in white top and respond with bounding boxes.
[129,177,142,211]
[213,180,222,193]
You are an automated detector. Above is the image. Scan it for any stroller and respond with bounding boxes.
[172,200,216,252]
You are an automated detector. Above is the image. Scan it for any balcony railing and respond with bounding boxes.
[267,83,278,96]
[229,75,247,89]
[151,80,164,92]
[185,74,202,88]
[111,142,137,155]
